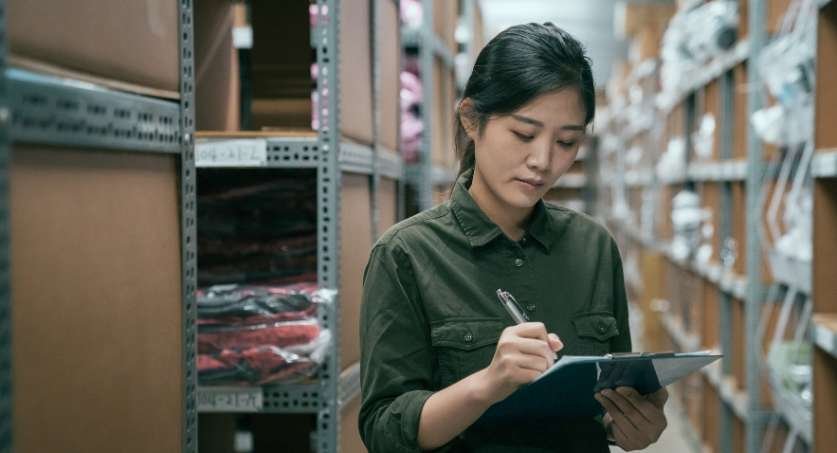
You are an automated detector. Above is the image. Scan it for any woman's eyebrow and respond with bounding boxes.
[511,114,585,131]
[511,114,543,127]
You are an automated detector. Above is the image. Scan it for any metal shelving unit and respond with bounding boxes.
[596,2,823,452]
[401,0,460,211]
[193,1,408,450]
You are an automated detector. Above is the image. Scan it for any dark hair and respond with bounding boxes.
[455,23,596,176]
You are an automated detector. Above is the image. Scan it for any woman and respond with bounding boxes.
[359,23,668,452]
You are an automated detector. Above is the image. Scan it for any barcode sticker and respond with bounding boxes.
[198,387,263,412]
[196,139,267,167]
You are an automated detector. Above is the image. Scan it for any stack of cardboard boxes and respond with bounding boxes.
[7,1,186,452]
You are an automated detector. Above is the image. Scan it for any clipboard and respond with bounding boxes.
[476,351,722,425]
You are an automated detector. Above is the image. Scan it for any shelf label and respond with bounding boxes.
[198,387,263,412]
[196,139,268,167]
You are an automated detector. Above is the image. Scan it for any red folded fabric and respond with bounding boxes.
[198,321,321,354]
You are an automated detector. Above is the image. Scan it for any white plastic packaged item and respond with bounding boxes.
[776,191,812,262]
[751,102,812,147]
[693,114,716,160]
[681,1,738,62]
[671,189,712,259]
[656,137,687,182]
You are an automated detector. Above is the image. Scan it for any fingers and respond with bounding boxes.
[514,337,558,363]
[614,387,666,426]
[595,391,642,435]
[507,353,551,373]
[547,333,564,352]
[511,322,550,341]
[597,387,668,449]
[609,418,641,451]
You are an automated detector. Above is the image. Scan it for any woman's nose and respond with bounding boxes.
[526,140,551,171]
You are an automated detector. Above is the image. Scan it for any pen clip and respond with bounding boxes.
[496,289,530,323]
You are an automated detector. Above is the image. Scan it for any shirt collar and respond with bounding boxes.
[449,168,557,250]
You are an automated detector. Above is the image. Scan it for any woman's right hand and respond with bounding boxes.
[477,322,564,404]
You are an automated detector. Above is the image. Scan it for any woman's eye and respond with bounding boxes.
[513,131,534,142]
[557,141,577,149]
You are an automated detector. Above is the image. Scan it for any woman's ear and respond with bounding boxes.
[458,98,478,140]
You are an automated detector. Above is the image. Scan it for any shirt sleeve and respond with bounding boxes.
[358,236,435,452]
[609,240,633,353]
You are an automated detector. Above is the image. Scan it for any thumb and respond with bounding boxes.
[548,333,564,352]
[648,387,669,408]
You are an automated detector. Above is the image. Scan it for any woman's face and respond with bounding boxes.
[468,88,587,211]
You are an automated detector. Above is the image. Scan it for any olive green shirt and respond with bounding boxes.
[359,170,631,452]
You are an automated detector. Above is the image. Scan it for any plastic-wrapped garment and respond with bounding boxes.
[198,345,318,385]
[197,282,321,320]
[198,329,332,385]
[198,319,321,355]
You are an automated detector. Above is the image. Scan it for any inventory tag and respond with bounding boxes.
[198,387,263,412]
[196,139,268,167]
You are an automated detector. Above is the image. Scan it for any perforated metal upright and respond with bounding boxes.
[314,0,342,450]
[417,0,435,211]
[717,67,735,453]
[0,0,10,451]
[745,0,768,451]
[178,1,199,451]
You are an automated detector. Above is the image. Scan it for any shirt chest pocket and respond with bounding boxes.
[430,319,505,388]
[571,312,620,356]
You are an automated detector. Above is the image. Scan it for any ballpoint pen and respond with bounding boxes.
[496,288,529,324]
[497,288,560,361]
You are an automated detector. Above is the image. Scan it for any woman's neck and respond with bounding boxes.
[468,170,533,242]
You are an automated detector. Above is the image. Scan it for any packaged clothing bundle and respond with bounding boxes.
[197,171,318,286]
[197,283,335,385]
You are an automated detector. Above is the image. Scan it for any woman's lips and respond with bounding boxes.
[514,178,544,191]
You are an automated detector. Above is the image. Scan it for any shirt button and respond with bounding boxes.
[526,303,536,312]
[598,323,607,333]
[463,333,474,343]
[514,258,524,267]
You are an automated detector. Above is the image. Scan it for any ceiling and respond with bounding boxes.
[478,0,632,87]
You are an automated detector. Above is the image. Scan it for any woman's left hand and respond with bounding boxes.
[595,386,668,451]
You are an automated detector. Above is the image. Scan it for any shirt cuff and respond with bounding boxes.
[397,389,435,449]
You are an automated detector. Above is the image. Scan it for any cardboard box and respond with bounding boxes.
[341,397,368,453]
[8,0,180,93]
[629,25,664,63]
[378,177,399,235]
[433,0,459,55]
[471,1,486,61]
[379,0,401,151]
[10,146,183,453]
[816,2,837,150]
[249,0,373,143]
[339,0,374,144]
[249,0,312,130]
[340,174,374,369]
[196,0,241,131]
[432,59,456,167]
[620,2,675,38]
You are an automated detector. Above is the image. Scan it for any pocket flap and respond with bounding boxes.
[572,312,619,342]
[430,319,505,351]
